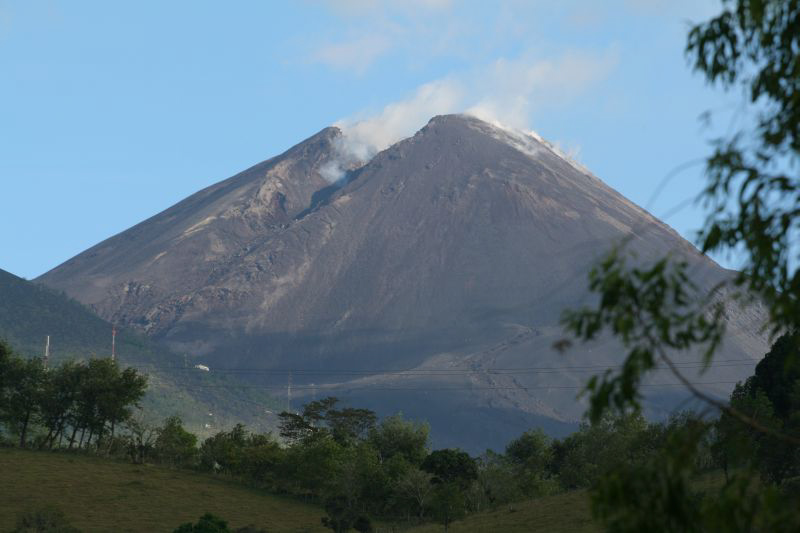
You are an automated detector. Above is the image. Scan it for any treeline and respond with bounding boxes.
[2,336,799,531]
[586,339,800,531]
[134,399,709,531]
[173,337,799,531]
[150,402,768,532]
[709,333,800,485]
[0,341,147,450]
[127,400,728,531]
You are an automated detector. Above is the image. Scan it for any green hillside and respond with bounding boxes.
[0,448,326,532]
[0,268,115,359]
[1,447,598,532]
[0,268,281,437]
[409,491,596,533]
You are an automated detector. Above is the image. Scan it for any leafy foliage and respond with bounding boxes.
[427,482,467,531]
[320,495,373,533]
[394,467,435,519]
[0,341,147,451]
[749,332,800,419]
[368,413,429,465]
[421,449,478,488]
[278,396,377,446]
[154,416,198,467]
[590,424,704,533]
[505,428,558,496]
[687,0,800,337]
[174,513,230,533]
[557,0,800,529]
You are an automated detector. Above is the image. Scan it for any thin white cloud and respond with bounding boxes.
[467,48,619,129]
[566,6,608,30]
[306,1,714,74]
[322,0,453,16]
[623,0,719,19]
[309,0,459,72]
[313,34,392,72]
[404,0,453,9]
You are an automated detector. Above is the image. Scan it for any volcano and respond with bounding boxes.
[38,114,769,451]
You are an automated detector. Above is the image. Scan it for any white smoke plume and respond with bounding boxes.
[321,49,617,182]
[321,79,462,182]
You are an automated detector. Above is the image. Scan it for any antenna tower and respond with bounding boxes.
[111,326,116,361]
[287,371,292,413]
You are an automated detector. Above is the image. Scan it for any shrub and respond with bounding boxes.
[13,506,80,533]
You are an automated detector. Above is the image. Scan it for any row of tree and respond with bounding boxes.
[133,400,755,531]
[0,340,147,450]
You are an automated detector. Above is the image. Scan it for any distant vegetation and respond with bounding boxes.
[2,334,798,531]
[0,268,283,436]
[0,341,147,450]
[0,268,115,360]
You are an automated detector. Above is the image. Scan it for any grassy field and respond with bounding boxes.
[0,448,326,532]
[0,447,599,532]
[410,490,597,533]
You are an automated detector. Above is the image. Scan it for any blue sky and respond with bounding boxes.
[1,0,739,279]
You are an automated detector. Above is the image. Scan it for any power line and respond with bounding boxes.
[125,358,757,376]
[180,380,742,392]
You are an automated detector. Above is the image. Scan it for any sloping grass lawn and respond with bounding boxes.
[410,490,597,533]
[1,447,608,532]
[0,448,326,532]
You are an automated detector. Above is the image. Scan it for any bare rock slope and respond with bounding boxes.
[39,115,768,451]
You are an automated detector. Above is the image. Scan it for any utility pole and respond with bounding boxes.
[111,326,116,361]
[43,335,50,369]
[287,371,292,413]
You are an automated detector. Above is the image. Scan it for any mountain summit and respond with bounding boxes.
[38,114,768,450]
